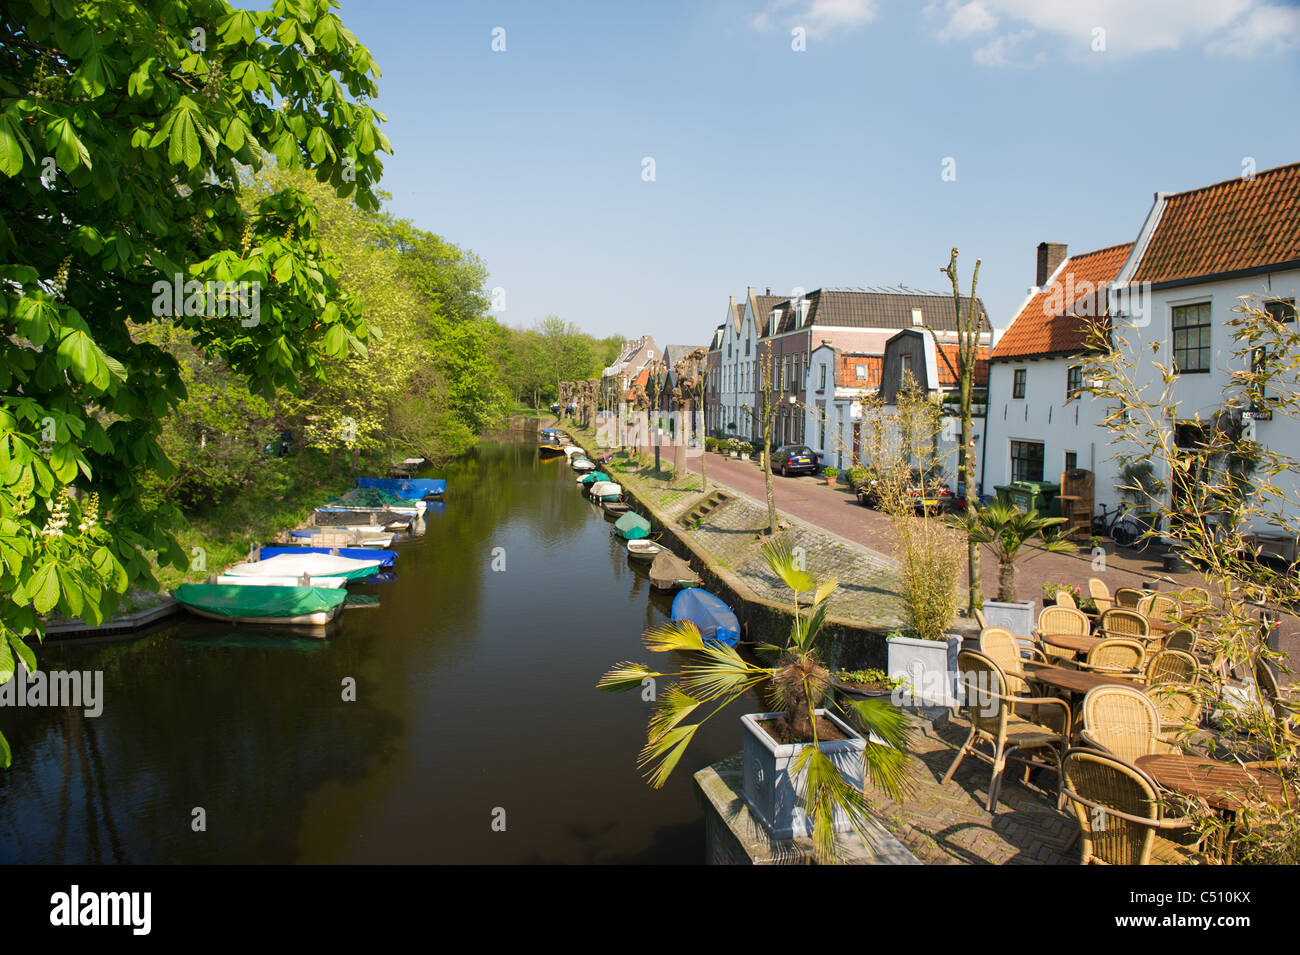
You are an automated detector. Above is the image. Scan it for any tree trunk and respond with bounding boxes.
[997,559,1016,603]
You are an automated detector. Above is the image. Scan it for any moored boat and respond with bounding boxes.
[649,551,702,591]
[538,443,566,457]
[174,583,347,627]
[214,574,347,589]
[225,552,384,581]
[259,546,395,567]
[602,501,631,517]
[578,470,610,485]
[355,477,447,499]
[626,539,663,559]
[671,589,740,647]
[570,458,596,472]
[588,481,622,503]
[614,511,652,540]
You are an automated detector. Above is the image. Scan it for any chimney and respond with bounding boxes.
[1036,242,1067,287]
[747,285,755,298]
[765,287,771,296]
[729,294,735,309]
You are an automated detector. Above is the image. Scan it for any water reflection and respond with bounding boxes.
[0,437,750,863]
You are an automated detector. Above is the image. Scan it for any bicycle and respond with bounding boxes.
[1092,502,1156,551]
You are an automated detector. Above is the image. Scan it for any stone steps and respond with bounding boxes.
[679,489,732,528]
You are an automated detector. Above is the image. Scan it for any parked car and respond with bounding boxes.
[771,445,819,477]
[855,468,954,514]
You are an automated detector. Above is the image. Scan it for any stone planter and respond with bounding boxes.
[981,598,1036,638]
[741,709,865,840]
[886,633,961,707]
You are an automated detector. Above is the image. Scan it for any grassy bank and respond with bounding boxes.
[152,451,378,591]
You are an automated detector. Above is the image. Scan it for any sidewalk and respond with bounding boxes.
[678,446,1299,664]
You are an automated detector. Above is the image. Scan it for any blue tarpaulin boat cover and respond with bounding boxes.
[671,589,740,647]
[259,546,395,567]
[355,478,447,499]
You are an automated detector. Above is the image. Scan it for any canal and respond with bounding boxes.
[0,438,753,863]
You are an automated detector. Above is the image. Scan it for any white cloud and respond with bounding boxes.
[972,29,1044,67]
[752,0,879,37]
[927,0,1300,63]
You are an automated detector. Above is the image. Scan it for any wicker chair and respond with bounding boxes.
[1146,649,1199,686]
[1054,589,1077,609]
[1034,605,1091,667]
[978,628,1046,694]
[1144,684,1203,737]
[1139,592,1180,627]
[1061,748,1203,865]
[1080,684,1180,762]
[1098,608,1152,645]
[942,650,1071,811]
[1115,587,1146,609]
[1164,628,1196,653]
[1254,657,1300,740]
[974,607,988,631]
[1089,578,1113,614]
[1077,638,1146,675]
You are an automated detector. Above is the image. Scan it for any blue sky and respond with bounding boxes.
[344,0,1300,340]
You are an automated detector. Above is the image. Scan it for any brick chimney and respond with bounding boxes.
[1036,242,1067,287]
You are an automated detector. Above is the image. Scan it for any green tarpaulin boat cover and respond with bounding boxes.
[327,487,408,508]
[175,583,346,619]
[580,471,610,485]
[614,512,651,540]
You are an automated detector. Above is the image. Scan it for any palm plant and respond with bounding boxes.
[947,501,1076,602]
[598,539,913,862]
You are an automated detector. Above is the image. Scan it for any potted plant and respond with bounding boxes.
[832,668,908,700]
[598,539,912,860]
[948,500,1077,637]
[823,466,838,487]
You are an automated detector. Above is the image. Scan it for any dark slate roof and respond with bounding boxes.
[767,287,984,335]
[750,294,787,337]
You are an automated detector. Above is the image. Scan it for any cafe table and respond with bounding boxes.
[1038,633,1103,659]
[1135,754,1294,861]
[1023,662,1137,697]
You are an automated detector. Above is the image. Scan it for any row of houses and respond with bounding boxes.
[603,161,1299,529]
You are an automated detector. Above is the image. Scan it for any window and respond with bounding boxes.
[1172,302,1211,373]
[1012,368,1026,398]
[1266,298,1296,323]
[911,308,924,327]
[1066,365,1082,400]
[855,364,867,380]
[819,364,827,390]
[1065,451,1077,472]
[1010,440,1045,482]
[900,353,913,386]
[745,338,750,356]
[818,410,826,447]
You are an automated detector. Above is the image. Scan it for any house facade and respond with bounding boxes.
[1108,162,1300,533]
[758,287,991,448]
[982,241,1133,502]
[805,345,882,469]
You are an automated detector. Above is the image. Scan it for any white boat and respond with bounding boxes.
[224,553,384,581]
[588,481,622,502]
[215,574,347,589]
[562,445,585,459]
[319,499,426,517]
[626,539,664,560]
[571,458,596,472]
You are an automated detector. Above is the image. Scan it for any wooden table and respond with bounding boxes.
[1135,755,1291,811]
[1023,663,1137,696]
[1039,633,1103,656]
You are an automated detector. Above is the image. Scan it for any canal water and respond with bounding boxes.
[0,438,753,863]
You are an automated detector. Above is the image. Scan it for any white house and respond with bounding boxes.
[1107,161,1300,536]
[982,241,1133,504]
[805,345,882,469]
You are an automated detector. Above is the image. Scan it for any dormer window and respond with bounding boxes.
[911,308,924,327]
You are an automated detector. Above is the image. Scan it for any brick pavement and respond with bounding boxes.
[682,448,1299,665]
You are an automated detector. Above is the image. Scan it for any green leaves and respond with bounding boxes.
[57,326,122,394]
[642,620,704,653]
[45,117,91,172]
[0,113,34,177]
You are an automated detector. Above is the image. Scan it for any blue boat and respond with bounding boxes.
[671,589,740,647]
[259,546,395,567]
[355,477,447,499]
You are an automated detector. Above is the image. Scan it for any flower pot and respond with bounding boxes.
[981,599,1036,638]
[886,633,961,707]
[741,709,865,840]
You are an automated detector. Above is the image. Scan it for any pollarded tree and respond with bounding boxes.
[0,0,390,765]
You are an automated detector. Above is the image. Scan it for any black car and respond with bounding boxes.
[771,445,819,477]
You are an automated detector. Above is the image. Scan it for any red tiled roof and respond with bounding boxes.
[935,344,990,387]
[623,367,650,399]
[1133,162,1300,285]
[838,354,881,388]
[992,243,1133,360]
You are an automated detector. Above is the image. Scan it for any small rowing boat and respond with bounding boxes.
[614,511,651,540]
[649,551,702,591]
[259,546,395,567]
[626,539,663,560]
